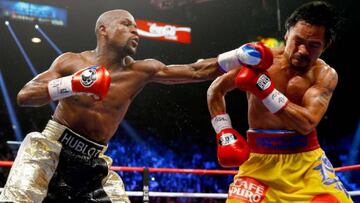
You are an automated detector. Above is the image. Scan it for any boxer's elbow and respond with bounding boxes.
[206,83,216,100]
[207,83,223,104]
[295,118,318,135]
[16,89,45,107]
[17,89,34,106]
[281,104,320,135]
[296,125,316,135]
[17,90,28,106]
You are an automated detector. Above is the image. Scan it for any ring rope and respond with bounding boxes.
[126,191,228,198]
[0,189,359,197]
[1,161,359,174]
[111,166,237,175]
[0,161,359,198]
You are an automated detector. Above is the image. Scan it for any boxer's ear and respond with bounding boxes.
[284,31,289,41]
[324,39,332,50]
[98,25,107,36]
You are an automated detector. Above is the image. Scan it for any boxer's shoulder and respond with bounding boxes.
[128,58,164,73]
[58,52,101,75]
[272,46,285,57]
[310,60,337,82]
[58,51,83,61]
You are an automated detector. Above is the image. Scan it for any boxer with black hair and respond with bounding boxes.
[208,1,353,202]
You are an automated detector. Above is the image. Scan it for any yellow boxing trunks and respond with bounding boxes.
[226,129,353,203]
[0,120,130,203]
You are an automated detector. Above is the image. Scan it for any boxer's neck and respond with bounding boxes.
[93,46,127,69]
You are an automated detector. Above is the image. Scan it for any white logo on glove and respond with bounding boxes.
[237,45,261,66]
[80,68,97,87]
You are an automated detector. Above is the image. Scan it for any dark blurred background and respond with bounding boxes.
[0,0,359,201]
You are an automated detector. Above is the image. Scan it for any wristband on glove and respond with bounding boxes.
[262,89,289,113]
[217,49,242,72]
[211,113,232,133]
[48,76,73,101]
[217,45,261,72]
[253,72,288,113]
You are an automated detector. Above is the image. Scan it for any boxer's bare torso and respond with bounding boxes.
[248,48,337,131]
[208,21,338,135]
[17,50,221,143]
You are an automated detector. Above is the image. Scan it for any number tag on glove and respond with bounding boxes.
[219,133,237,146]
[256,74,271,91]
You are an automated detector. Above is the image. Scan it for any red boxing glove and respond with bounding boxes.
[72,66,111,100]
[235,66,288,113]
[248,42,273,70]
[216,128,250,168]
[48,66,111,101]
[217,42,273,72]
[211,113,250,168]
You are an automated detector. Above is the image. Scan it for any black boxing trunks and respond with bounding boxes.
[0,120,129,203]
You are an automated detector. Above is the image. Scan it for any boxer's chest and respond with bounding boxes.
[285,76,312,105]
[269,67,313,105]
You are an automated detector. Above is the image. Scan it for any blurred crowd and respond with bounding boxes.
[0,124,359,202]
[106,129,233,193]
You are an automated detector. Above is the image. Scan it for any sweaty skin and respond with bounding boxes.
[17,10,223,144]
[207,20,338,135]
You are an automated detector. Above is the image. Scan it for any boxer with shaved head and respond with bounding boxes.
[0,9,263,202]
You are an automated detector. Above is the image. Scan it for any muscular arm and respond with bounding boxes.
[277,67,338,134]
[207,68,240,117]
[148,41,273,84]
[149,58,224,84]
[17,53,74,107]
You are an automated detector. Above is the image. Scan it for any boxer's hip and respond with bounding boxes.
[0,120,129,203]
[246,128,320,154]
[225,129,352,203]
[42,119,108,158]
